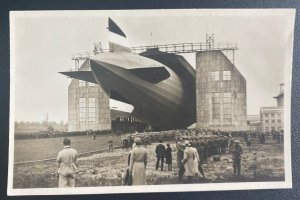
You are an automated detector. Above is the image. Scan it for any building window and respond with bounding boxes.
[223,92,231,123]
[265,120,269,123]
[79,98,86,123]
[223,71,231,80]
[223,92,231,103]
[271,114,275,117]
[277,113,281,118]
[278,119,281,123]
[278,126,281,131]
[89,98,96,123]
[212,93,220,120]
[211,71,219,81]
[271,127,275,131]
[79,80,86,87]
[272,120,275,123]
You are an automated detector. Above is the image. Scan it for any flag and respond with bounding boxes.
[108,17,132,53]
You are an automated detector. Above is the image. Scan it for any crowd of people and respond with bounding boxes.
[56,129,282,187]
[121,129,245,185]
[121,129,232,166]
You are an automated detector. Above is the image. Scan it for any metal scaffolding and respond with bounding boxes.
[131,42,237,55]
[71,35,238,70]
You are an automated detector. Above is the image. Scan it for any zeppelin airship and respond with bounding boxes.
[60,18,196,130]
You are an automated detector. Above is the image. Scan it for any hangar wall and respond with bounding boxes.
[68,60,111,132]
[196,50,247,131]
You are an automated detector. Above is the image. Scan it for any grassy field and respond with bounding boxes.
[14,134,121,163]
[13,138,285,188]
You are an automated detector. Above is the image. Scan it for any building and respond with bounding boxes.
[260,107,283,133]
[62,18,247,131]
[260,84,284,133]
[67,49,249,132]
[67,59,111,131]
[196,50,247,131]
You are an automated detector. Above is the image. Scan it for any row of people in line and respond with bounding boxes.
[120,129,234,149]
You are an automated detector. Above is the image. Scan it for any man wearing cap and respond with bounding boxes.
[57,138,78,187]
[229,140,243,176]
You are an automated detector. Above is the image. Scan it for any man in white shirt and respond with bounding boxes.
[57,138,78,187]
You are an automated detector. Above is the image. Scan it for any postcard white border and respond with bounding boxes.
[8,9,295,196]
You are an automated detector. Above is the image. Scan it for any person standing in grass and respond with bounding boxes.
[165,144,172,171]
[155,140,166,171]
[108,136,114,152]
[129,137,148,185]
[182,141,196,183]
[229,140,243,176]
[57,138,78,187]
[246,133,252,148]
[190,142,205,179]
[176,137,184,168]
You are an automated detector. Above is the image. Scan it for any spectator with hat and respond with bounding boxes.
[165,143,172,171]
[155,140,166,171]
[182,140,196,183]
[229,139,243,176]
[129,137,148,185]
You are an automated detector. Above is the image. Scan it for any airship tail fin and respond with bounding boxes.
[59,71,97,84]
[108,17,132,53]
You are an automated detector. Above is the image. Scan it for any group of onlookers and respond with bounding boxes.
[55,136,233,187]
[58,126,285,187]
[272,130,284,144]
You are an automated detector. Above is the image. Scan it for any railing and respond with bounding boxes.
[131,42,237,55]
[71,42,238,61]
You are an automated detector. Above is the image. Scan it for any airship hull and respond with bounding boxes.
[61,51,196,130]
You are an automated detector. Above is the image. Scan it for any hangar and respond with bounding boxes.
[61,18,247,131]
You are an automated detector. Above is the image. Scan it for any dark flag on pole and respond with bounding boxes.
[108,17,131,52]
[108,17,126,38]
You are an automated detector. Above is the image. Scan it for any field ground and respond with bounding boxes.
[14,134,121,162]
[13,138,284,188]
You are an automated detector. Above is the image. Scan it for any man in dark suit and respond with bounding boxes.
[155,140,166,171]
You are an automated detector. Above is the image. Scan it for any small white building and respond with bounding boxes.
[260,107,283,133]
[260,84,284,133]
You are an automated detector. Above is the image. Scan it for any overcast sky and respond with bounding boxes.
[10,10,295,123]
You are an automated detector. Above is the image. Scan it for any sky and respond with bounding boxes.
[10,9,295,123]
